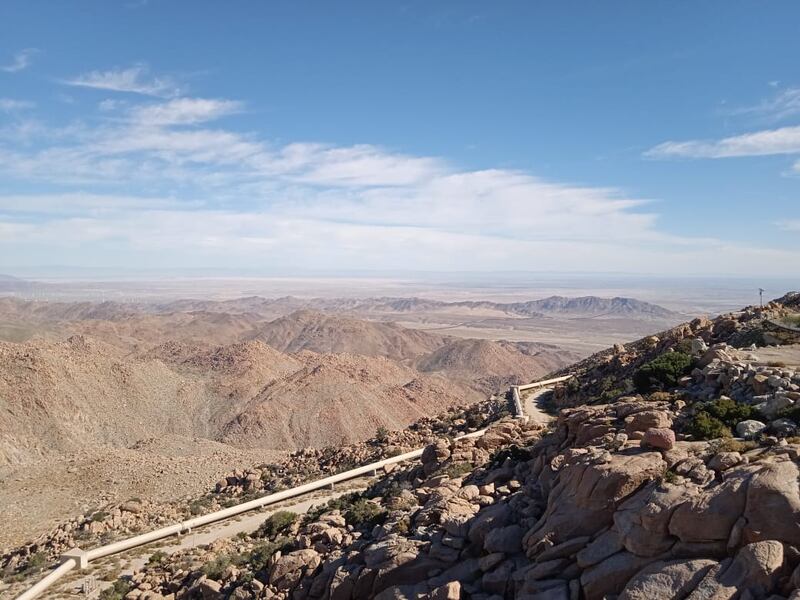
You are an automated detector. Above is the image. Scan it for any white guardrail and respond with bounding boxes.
[16,376,571,600]
[509,375,573,418]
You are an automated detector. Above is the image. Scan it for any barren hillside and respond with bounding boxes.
[219,352,469,449]
[248,310,447,361]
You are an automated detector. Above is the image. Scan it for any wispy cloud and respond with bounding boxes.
[645,125,800,159]
[727,86,800,122]
[1,92,799,275]
[0,98,34,112]
[0,48,38,73]
[61,64,182,97]
[130,97,243,126]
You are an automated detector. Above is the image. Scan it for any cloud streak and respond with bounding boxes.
[1,48,38,73]
[0,98,34,112]
[646,125,800,159]
[62,64,183,97]
[726,86,800,122]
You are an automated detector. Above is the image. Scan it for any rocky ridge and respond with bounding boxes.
[93,293,800,600]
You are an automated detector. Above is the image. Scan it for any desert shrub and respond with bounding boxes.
[777,405,800,423]
[375,426,390,442]
[781,314,800,327]
[344,498,387,529]
[675,339,694,354]
[702,397,754,427]
[99,580,132,600]
[256,511,297,539]
[246,538,291,572]
[305,495,350,523]
[713,438,758,453]
[599,387,625,403]
[565,378,581,395]
[202,553,246,580]
[440,461,474,479]
[633,352,693,393]
[188,496,214,516]
[685,411,731,441]
[147,550,168,566]
[661,469,679,484]
[23,551,48,574]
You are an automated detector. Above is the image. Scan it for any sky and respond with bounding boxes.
[1,1,800,277]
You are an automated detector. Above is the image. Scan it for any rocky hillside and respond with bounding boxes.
[248,310,447,362]
[0,336,478,465]
[80,292,800,600]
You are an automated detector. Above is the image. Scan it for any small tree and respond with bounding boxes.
[375,426,390,442]
[634,351,693,393]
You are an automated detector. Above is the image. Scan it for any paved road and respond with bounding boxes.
[522,387,556,425]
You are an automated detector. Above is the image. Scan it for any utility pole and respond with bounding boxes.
[759,288,765,308]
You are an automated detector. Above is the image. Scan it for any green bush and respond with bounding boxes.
[778,405,800,423]
[633,352,693,393]
[344,498,387,529]
[439,461,474,479]
[202,553,245,580]
[23,552,48,574]
[685,411,732,440]
[702,397,753,427]
[256,511,297,539]
[146,550,168,566]
[99,580,132,600]
[375,426,390,442]
[246,538,291,572]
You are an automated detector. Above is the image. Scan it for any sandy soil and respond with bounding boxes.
[0,441,285,550]
[755,345,800,367]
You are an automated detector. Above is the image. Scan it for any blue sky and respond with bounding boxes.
[1,1,799,276]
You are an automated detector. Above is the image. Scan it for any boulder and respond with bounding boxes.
[580,551,654,600]
[625,411,673,436]
[430,581,461,600]
[484,524,524,554]
[576,530,624,568]
[707,452,741,472]
[736,420,767,439]
[525,450,666,548]
[756,396,793,420]
[770,418,797,437]
[269,549,321,590]
[669,473,749,544]
[686,541,784,598]
[642,428,676,450]
[618,558,717,600]
[742,459,800,546]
